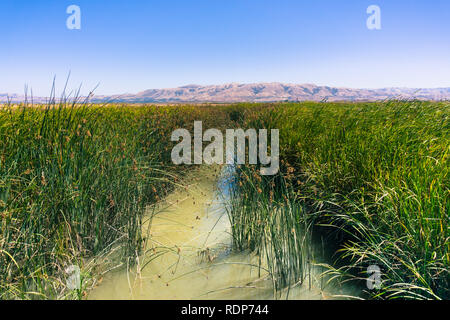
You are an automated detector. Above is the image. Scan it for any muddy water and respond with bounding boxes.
[89,166,357,300]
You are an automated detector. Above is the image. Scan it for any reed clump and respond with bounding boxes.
[230,100,449,299]
[0,98,239,299]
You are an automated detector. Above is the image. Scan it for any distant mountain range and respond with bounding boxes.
[2,83,450,103]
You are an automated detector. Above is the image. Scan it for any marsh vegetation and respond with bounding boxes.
[0,99,448,299]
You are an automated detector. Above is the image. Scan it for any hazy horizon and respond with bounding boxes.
[3,81,450,98]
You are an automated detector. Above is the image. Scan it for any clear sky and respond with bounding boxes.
[1,0,449,96]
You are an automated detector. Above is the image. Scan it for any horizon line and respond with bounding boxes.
[2,81,450,98]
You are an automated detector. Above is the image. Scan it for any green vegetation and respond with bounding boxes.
[0,99,448,299]
[231,100,449,299]
[0,99,234,299]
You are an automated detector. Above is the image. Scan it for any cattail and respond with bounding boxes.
[41,171,47,186]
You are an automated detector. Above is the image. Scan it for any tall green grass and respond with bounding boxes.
[0,97,240,299]
[228,164,314,295]
[2,98,447,300]
[230,100,449,299]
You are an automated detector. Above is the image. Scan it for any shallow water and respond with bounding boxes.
[89,166,358,300]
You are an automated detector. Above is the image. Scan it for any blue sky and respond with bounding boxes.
[1,0,449,95]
